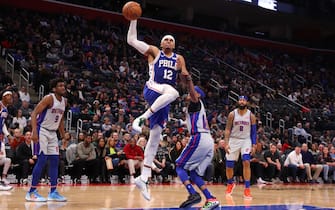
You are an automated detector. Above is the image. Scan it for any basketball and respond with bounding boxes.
[122,1,142,21]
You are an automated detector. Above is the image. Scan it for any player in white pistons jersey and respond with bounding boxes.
[175,80,219,209]
[38,93,66,132]
[224,95,257,200]
[127,19,190,200]
[230,109,252,140]
[26,78,67,202]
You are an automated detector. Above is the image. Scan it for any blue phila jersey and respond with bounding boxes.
[38,94,66,131]
[186,100,210,134]
[148,51,179,86]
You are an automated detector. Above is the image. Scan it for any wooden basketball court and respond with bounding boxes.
[1,183,334,210]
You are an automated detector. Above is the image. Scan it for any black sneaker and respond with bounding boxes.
[179,192,201,208]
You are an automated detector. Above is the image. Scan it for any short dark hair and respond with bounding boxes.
[50,78,65,90]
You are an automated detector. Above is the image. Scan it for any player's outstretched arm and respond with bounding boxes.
[127,20,159,58]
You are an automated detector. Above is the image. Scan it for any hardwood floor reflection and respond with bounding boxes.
[1,183,335,210]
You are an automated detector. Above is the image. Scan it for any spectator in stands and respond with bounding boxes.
[212,139,226,183]
[90,114,102,131]
[152,140,171,183]
[20,100,33,120]
[76,132,86,143]
[112,131,124,151]
[91,100,102,117]
[283,145,306,183]
[329,146,335,160]
[101,117,112,138]
[250,142,268,184]
[123,137,144,184]
[12,109,27,133]
[137,136,147,151]
[73,133,99,183]
[9,128,25,151]
[18,86,30,103]
[95,137,107,183]
[301,143,322,183]
[65,143,77,167]
[100,105,114,123]
[317,146,335,183]
[105,136,126,183]
[58,133,73,181]
[264,143,282,183]
[62,41,74,59]
[168,140,183,177]
[294,122,310,144]
[16,131,37,185]
[79,105,92,130]
[310,143,320,160]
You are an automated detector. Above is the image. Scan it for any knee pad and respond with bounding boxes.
[226,160,235,168]
[242,154,250,161]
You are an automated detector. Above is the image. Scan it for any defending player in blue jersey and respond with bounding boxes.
[224,95,257,200]
[127,20,190,200]
[175,74,219,209]
[26,78,67,202]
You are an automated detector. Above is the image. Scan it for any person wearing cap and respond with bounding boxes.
[127,17,190,200]
[224,95,257,200]
[0,90,13,191]
[174,74,219,209]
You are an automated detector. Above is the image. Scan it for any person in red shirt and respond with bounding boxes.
[123,137,144,184]
[9,128,25,151]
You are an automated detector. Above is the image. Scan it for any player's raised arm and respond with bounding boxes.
[127,20,159,58]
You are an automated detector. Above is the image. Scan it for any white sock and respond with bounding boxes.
[141,108,154,119]
[141,167,152,182]
[140,126,162,182]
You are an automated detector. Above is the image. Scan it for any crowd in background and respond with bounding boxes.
[0,6,335,185]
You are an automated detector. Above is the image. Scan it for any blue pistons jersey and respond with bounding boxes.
[148,51,179,86]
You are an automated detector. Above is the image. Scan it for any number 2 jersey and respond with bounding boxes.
[37,93,66,131]
[148,51,179,86]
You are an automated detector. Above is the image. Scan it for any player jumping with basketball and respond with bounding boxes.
[224,96,257,200]
[127,18,190,200]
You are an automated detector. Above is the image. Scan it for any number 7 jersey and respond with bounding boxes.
[149,51,180,86]
[37,93,66,131]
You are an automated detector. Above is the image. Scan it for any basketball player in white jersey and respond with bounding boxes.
[224,96,257,200]
[175,74,219,209]
[0,90,14,191]
[26,78,67,202]
[127,20,190,200]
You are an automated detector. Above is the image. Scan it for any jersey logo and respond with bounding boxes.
[158,59,176,69]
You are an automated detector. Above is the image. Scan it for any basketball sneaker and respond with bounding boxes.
[243,188,252,200]
[201,197,220,210]
[132,117,145,133]
[179,192,201,208]
[47,190,67,202]
[225,183,236,196]
[134,176,150,200]
[1,177,10,185]
[25,190,47,202]
[0,182,13,191]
